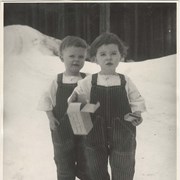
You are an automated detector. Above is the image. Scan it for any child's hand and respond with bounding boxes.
[49,117,60,130]
[124,111,143,126]
[131,117,143,126]
[68,91,78,103]
[46,111,60,130]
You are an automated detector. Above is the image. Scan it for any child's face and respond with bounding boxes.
[61,46,86,76]
[95,44,123,75]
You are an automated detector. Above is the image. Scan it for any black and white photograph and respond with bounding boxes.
[1,1,178,180]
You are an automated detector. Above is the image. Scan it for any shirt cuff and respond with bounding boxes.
[37,104,53,111]
[130,103,147,113]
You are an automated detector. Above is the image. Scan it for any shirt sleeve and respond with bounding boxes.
[73,75,92,102]
[125,76,146,113]
[37,79,57,111]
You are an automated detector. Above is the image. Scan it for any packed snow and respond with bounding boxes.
[3,25,177,180]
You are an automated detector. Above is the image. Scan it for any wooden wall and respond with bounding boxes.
[4,3,176,61]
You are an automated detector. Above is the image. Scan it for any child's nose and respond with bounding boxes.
[106,54,112,59]
[73,56,79,61]
[73,58,80,63]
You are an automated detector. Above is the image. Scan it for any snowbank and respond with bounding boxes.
[4,25,61,57]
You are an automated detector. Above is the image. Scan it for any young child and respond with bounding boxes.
[68,32,146,180]
[38,36,88,180]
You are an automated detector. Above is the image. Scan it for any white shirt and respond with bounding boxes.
[37,73,87,111]
[73,73,146,113]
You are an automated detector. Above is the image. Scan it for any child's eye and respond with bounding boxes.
[69,55,75,58]
[100,53,106,56]
[79,55,84,59]
[111,52,117,55]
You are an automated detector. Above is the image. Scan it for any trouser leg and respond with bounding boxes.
[51,125,76,180]
[110,150,135,180]
[76,136,87,180]
[84,146,110,180]
[82,116,110,180]
[110,117,136,180]
[54,143,76,180]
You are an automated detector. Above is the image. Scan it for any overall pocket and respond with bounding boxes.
[85,115,105,147]
[51,114,74,145]
[113,117,136,152]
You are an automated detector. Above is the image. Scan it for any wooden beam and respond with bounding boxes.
[100,3,110,33]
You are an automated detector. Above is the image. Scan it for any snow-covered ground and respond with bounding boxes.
[3,25,177,180]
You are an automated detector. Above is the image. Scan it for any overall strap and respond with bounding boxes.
[57,73,86,85]
[119,74,126,87]
[57,73,63,85]
[91,73,98,86]
[80,72,86,78]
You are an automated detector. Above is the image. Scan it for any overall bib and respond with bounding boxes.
[51,73,86,180]
[84,73,136,180]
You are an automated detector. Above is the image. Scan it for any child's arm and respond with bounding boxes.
[37,78,59,130]
[68,91,89,104]
[125,76,146,126]
[37,79,57,111]
[68,76,91,104]
[46,111,60,130]
[125,76,146,113]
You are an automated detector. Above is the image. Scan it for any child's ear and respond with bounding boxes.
[120,57,125,62]
[94,57,98,63]
[60,55,64,62]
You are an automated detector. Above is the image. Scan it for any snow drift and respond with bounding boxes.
[3,25,177,180]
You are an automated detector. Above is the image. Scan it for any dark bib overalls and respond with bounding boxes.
[51,73,86,180]
[84,73,136,180]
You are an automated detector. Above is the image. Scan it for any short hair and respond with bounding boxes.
[89,32,128,61]
[59,36,88,56]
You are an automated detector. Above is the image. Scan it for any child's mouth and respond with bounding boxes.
[106,62,113,66]
[72,64,79,66]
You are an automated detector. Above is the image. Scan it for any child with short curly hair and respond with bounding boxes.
[69,32,146,180]
[38,35,88,180]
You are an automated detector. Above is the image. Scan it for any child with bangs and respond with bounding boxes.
[68,32,146,180]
